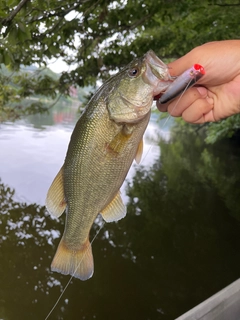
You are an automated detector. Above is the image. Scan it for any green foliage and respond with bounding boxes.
[205,114,240,144]
[169,114,240,144]
[0,64,61,121]
[1,0,240,140]
[162,120,240,221]
[1,0,240,87]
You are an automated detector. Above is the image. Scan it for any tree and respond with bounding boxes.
[1,0,240,123]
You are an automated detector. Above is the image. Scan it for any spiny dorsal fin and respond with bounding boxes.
[135,139,143,164]
[45,166,66,218]
[101,191,126,222]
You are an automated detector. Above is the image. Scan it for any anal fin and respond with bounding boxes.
[45,166,66,218]
[101,191,126,222]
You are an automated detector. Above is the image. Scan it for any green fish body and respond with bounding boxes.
[46,50,171,280]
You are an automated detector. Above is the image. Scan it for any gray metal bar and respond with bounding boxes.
[175,278,240,320]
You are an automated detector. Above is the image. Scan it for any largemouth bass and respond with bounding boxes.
[46,50,172,280]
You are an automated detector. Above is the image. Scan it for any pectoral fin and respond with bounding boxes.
[45,166,66,218]
[105,125,133,157]
[135,139,143,164]
[101,191,126,222]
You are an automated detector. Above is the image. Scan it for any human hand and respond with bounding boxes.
[157,40,240,123]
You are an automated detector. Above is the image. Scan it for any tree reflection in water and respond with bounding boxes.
[0,129,240,320]
[0,181,65,319]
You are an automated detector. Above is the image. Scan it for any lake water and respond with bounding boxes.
[0,102,240,320]
[0,104,170,206]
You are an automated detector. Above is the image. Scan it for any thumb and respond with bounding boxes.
[168,53,198,77]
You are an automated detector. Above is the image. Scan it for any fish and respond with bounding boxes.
[45,50,172,281]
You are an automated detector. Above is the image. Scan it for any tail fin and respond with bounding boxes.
[51,238,94,281]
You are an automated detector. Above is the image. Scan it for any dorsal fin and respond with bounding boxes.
[45,166,66,217]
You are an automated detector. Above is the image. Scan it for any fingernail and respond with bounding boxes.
[206,96,214,105]
[196,86,207,96]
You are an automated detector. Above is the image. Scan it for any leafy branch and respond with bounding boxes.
[0,0,30,26]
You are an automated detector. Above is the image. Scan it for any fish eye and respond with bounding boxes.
[128,67,139,77]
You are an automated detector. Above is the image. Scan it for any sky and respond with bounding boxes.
[47,11,79,74]
[47,57,72,74]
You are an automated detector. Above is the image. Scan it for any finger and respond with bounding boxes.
[156,86,208,114]
[156,99,169,112]
[182,98,214,123]
[168,41,240,86]
[167,44,217,86]
[166,86,209,117]
[168,55,197,77]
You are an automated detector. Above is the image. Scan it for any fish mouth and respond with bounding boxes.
[143,50,173,97]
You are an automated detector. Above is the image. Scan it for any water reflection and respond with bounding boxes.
[26,99,80,129]
[0,104,170,205]
[125,131,240,318]
[0,180,63,319]
[0,103,240,319]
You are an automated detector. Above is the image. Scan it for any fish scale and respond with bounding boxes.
[64,108,147,246]
[45,50,172,280]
